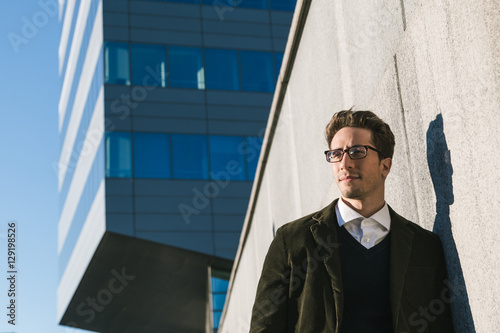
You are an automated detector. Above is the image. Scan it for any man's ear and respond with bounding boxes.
[381,158,392,178]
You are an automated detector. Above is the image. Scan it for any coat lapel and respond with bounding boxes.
[309,201,416,331]
[389,207,415,330]
[310,199,343,331]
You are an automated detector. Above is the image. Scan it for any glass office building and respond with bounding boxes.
[56,0,295,332]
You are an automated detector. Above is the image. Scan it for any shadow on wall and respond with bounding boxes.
[426,113,476,332]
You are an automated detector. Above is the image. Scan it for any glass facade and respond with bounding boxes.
[168,46,205,89]
[274,52,284,81]
[105,132,132,178]
[245,136,263,180]
[105,132,262,181]
[209,136,246,181]
[210,269,230,333]
[240,51,275,92]
[133,133,171,178]
[104,42,130,85]
[201,0,294,10]
[270,0,296,11]
[172,134,209,179]
[104,42,285,92]
[205,48,240,91]
[166,0,199,3]
[131,43,167,87]
[59,0,296,330]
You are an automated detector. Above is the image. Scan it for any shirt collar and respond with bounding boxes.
[335,197,391,231]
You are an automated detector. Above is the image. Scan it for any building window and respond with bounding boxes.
[201,0,268,9]
[105,132,132,177]
[105,132,263,180]
[245,136,263,180]
[204,48,240,91]
[210,268,230,333]
[209,136,246,181]
[168,46,205,89]
[172,134,209,179]
[134,133,171,178]
[105,42,284,93]
[237,0,268,9]
[104,42,130,85]
[131,43,167,87]
[240,50,274,92]
[270,0,296,11]
[165,0,199,3]
[274,52,284,81]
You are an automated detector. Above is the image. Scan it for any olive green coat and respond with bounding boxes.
[250,199,454,333]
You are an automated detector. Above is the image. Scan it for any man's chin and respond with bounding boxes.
[341,189,364,200]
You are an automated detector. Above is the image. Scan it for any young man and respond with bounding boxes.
[249,110,453,332]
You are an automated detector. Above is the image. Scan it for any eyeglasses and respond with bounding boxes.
[324,145,385,163]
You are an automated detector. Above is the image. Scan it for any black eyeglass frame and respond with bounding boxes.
[324,145,386,163]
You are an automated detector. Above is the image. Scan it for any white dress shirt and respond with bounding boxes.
[335,198,391,249]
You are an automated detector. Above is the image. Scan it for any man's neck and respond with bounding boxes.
[341,196,386,218]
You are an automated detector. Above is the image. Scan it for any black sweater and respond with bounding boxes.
[337,224,393,333]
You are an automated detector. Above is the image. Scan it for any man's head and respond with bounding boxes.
[325,109,395,203]
[325,109,395,159]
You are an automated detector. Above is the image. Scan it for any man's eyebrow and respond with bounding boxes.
[330,144,364,150]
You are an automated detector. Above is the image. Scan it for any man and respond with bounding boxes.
[249,110,453,332]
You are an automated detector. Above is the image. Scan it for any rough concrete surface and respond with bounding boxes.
[220,0,500,331]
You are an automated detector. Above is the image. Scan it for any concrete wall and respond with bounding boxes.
[220,0,500,331]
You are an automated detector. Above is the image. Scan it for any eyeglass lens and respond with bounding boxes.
[327,146,367,162]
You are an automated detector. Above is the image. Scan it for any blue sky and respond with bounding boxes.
[0,1,92,332]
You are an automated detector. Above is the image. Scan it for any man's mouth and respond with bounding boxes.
[339,174,360,182]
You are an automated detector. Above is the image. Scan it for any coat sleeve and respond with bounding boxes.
[249,227,290,333]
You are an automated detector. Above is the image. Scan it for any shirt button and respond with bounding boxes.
[364,238,370,242]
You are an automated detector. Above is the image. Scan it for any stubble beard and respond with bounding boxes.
[341,186,365,200]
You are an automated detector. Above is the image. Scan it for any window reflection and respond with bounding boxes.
[134,133,171,178]
[205,48,240,91]
[104,42,288,93]
[240,50,274,92]
[172,134,209,179]
[131,44,167,87]
[104,42,130,85]
[201,0,268,9]
[105,132,263,180]
[245,136,262,180]
[168,46,205,89]
[210,269,230,333]
[105,132,132,177]
[209,136,246,181]
[270,0,296,11]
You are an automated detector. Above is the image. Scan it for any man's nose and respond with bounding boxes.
[339,151,354,169]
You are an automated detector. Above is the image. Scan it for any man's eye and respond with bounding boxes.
[350,147,366,157]
[331,151,343,158]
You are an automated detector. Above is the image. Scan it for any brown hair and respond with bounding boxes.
[325,108,395,159]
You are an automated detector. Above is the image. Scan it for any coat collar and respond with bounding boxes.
[309,199,415,331]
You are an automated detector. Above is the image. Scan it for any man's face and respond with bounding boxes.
[330,127,391,201]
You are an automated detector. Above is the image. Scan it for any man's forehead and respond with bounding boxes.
[330,127,373,146]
